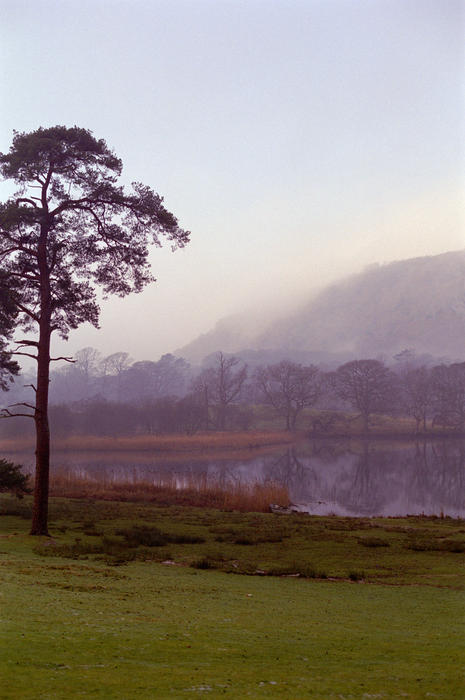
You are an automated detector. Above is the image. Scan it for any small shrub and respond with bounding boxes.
[405,540,434,552]
[358,537,390,548]
[264,562,326,579]
[190,556,219,570]
[407,538,465,553]
[33,539,100,559]
[215,527,285,545]
[0,459,32,498]
[234,536,258,545]
[348,570,365,581]
[115,526,205,547]
[223,560,258,575]
[82,519,96,529]
[169,533,205,544]
[0,501,31,518]
[115,526,169,547]
[439,540,465,553]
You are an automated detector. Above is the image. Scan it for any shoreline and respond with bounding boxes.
[0,430,294,455]
[2,428,464,455]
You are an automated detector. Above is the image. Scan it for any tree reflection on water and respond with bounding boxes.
[265,439,465,517]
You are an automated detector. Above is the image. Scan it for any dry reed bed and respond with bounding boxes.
[0,431,294,454]
[49,472,290,512]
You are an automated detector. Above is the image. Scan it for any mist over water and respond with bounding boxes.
[9,438,465,518]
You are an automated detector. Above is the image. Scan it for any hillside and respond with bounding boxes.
[178,250,465,364]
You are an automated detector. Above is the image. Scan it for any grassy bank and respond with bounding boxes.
[1,496,464,698]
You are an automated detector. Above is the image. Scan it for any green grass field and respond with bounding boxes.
[1,496,464,698]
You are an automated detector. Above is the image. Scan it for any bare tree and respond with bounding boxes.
[431,363,465,431]
[100,351,132,400]
[254,360,321,430]
[195,352,248,430]
[333,359,394,432]
[122,354,190,401]
[174,393,205,435]
[400,366,433,432]
[102,351,132,377]
[73,347,102,396]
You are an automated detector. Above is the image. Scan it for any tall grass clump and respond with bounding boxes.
[49,470,289,513]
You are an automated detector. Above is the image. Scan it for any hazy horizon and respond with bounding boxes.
[2,0,464,364]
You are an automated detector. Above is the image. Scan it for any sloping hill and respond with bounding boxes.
[178,250,465,363]
[260,250,465,359]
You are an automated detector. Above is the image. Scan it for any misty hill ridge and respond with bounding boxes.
[179,250,465,362]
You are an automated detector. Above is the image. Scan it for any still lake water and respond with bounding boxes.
[7,438,465,518]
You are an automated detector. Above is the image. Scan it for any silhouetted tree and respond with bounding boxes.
[0,125,189,534]
[333,359,394,432]
[254,360,321,430]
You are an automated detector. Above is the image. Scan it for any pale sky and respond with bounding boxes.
[1,0,464,362]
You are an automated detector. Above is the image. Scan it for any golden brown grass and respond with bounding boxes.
[48,471,290,512]
[0,431,294,454]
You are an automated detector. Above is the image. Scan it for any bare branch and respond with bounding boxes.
[1,408,35,419]
[24,383,37,393]
[10,402,36,410]
[50,356,75,363]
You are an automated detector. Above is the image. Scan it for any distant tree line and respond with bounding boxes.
[2,347,465,437]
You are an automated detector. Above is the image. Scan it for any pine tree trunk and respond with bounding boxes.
[30,322,51,535]
[30,227,52,536]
